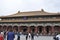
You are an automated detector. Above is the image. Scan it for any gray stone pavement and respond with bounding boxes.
[5,35,54,40]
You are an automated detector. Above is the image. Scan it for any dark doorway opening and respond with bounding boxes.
[46,26,51,34]
[38,26,43,34]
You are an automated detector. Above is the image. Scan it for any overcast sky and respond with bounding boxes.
[0,0,60,16]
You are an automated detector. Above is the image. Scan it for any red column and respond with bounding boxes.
[1,26,3,31]
[43,27,46,35]
[19,26,22,32]
[59,27,60,32]
[35,27,38,33]
[51,26,55,35]
[27,27,31,33]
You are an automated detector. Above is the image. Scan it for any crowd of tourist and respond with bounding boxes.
[0,29,37,40]
[1,29,60,40]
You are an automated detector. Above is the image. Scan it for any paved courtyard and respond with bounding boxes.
[5,35,54,40]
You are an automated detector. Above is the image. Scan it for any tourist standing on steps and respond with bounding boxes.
[7,30,15,40]
[17,31,21,40]
[31,32,34,40]
[0,32,4,40]
[4,30,6,40]
[26,33,28,40]
[26,32,31,40]
[28,33,31,38]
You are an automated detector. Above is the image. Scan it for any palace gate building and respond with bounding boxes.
[0,9,60,36]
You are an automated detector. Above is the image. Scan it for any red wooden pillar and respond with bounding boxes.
[1,26,3,31]
[19,26,22,32]
[35,27,38,33]
[58,26,60,34]
[27,27,31,33]
[51,26,55,35]
[43,27,46,35]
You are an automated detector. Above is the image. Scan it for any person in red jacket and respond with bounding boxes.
[0,32,4,40]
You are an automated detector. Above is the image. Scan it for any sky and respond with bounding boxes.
[0,0,60,16]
